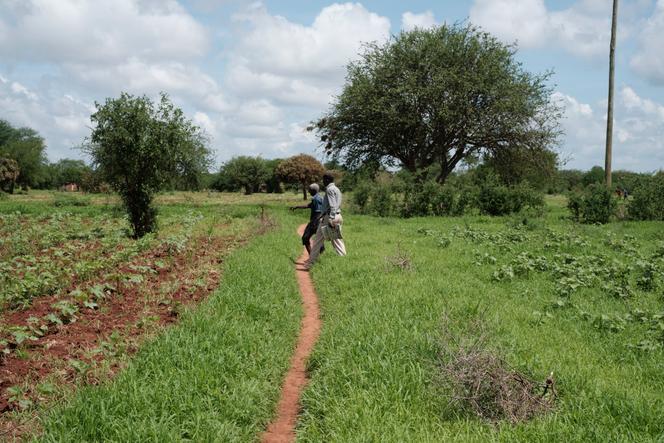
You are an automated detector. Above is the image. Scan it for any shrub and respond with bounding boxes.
[477,183,543,216]
[399,181,474,217]
[368,185,395,217]
[477,183,512,216]
[352,181,372,213]
[567,193,582,221]
[568,184,617,224]
[629,172,664,221]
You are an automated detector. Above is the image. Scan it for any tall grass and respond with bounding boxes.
[298,213,664,442]
[39,210,304,441]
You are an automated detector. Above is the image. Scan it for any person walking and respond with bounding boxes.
[303,173,346,270]
[290,183,325,255]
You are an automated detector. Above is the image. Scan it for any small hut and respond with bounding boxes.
[63,182,79,192]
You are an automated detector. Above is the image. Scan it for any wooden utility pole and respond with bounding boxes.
[605,0,619,188]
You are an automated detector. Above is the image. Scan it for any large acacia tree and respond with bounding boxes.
[86,92,211,238]
[310,24,561,184]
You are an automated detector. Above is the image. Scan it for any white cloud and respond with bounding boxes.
[401,11,437,31]
[62,58,229,113]
[0,74,93,160]
[10,81,38,101]
[228,2,390,107]
[631,0,664,85]
[470,0,550,48]
[0,0,209,64]
[469,0,616,57]
[555,88,664,171]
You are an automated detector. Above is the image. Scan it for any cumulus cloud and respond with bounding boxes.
[0,74,93,160]
[469,0,616,57]
[401,11,437,31]
[227,2,391,107]
[0,0,209,64]
[554,87,664,171]
[631,0,664,85]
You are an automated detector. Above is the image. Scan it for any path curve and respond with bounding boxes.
[262,224,321,443]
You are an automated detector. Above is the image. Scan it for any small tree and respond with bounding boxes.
[582,166,605,187]
[52,159,92,188]
[275,154,325,199]
[85,92,211,238]
[219,156,270,195]
[0,120,48,190]
[0,157,20,194]
[310,24,561,184]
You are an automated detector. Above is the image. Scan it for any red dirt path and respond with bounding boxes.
[262,225,321,443]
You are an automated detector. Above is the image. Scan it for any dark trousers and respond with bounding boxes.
[302,219,324,252]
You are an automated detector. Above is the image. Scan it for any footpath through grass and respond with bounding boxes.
[38,207,304,441]
[299,207,664,442]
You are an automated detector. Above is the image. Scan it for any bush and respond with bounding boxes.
[567,193,582,222]
[477,183,543,216]
[368,185,395,217]
[628,172,664,220]
[352,181,372,213]
[567,184,617,224]
[399,181,477,217]
[0,190,7,200]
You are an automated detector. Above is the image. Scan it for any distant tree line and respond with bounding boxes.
[209,154,326,200]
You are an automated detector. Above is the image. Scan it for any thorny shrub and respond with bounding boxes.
[439,315,555,423]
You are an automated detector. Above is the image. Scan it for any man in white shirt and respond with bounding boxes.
[303,172,346,270]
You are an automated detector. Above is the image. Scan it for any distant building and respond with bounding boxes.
[63,182,79,192]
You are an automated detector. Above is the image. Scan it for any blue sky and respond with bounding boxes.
[1,0,663,172]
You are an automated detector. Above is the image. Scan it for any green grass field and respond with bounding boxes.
[1,191,663,441]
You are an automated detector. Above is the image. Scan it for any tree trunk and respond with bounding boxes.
[302,182,308,200]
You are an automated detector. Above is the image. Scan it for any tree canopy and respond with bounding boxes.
[0,157,20,194]
[275,154,325,199]
[50,159,92,188]
[310,24,561,184]
[217,156,270,195]
[0,120,48,189]
[85,92,211,238]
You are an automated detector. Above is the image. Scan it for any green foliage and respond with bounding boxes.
[215,156,270,195]
[568,184,617,224]
[310,24,561,184]
[50,159,92,188]
[582,166,605,187]
[477,182,544,216]
[0,120,48,189]
[352,181,372,213]
[554,169,584,193]
[263,158,284,193]
[401,181,472,217]
[85,92,211,238]
[628,172,664,221]
[0,157,20,193]
[484,146,559,190]
[52,193,91,207]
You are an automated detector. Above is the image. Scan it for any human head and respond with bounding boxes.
[322,172,334,186]
[309,183,319,195]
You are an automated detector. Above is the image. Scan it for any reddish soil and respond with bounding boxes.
[0,225,257,438]
[262,225,321,443]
